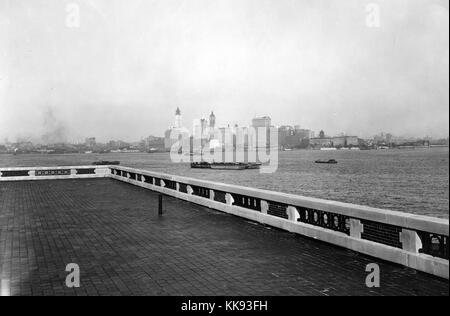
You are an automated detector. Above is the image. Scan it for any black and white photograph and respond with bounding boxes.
[0,0,448,301]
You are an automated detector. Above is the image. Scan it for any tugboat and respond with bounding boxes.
[315,159,338,164]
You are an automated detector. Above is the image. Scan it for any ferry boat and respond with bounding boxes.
[191,162,261,170]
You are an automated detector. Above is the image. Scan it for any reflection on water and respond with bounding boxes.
[1,148,449,218]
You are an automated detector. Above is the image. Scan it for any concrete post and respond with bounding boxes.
[261,201,269,214]
[287,206,299,221]
[350,219,364,239]
[94,167,106,176]
[400,229,422,253]
[225,193,234,206]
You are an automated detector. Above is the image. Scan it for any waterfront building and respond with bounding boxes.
[332,136,347,147]
[174,107,182,129]
[310,137,333,148]
[252,116,272,148]
[345,136,359,147]
[296,128,315,140]
[319,130,326,139]
[310,131,359,149]
[276,124,315,150]
[85,137,96,148]
[278,126,299,149]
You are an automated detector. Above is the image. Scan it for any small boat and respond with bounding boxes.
[315,159,338,164]
[92,161,121,166]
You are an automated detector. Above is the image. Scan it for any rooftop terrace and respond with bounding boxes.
[0,178,448,296]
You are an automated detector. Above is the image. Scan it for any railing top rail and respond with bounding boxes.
[112,165,449,236]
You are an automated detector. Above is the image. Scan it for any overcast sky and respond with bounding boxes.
[0,0,448,143]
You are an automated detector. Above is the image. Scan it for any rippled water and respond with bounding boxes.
[1,148,448,218]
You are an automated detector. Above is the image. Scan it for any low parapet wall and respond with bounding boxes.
[0,166,110,181]
[1,165,448,279]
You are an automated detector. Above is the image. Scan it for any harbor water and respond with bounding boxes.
[1,147,448,218]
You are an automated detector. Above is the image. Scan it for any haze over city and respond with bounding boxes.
[0,0,449,143]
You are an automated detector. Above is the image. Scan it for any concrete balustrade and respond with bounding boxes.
[109,165,449,279]
[0,166,110,181]
[1,164,448,279]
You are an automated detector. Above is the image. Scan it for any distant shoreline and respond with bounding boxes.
[1,145,449,156]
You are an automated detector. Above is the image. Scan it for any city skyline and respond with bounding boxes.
[1,106,448,147]
[1,0,449,142]
[1,107,449,145]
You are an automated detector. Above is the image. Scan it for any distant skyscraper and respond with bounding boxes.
[208,111,216,140]
[200,118,208,138]
[165,107,184,150]
[209,111,216,128]
[386,133,393,144]
[252,116,272,148]
[174,107,182,129]
[252,116,272,129]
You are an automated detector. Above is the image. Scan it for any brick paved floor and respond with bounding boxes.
[0,179,448,296]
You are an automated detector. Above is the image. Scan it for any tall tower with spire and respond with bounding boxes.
[165,107,183,150]
[209,111,216,128]
[208,111,216,139]
[174,107,182,129]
